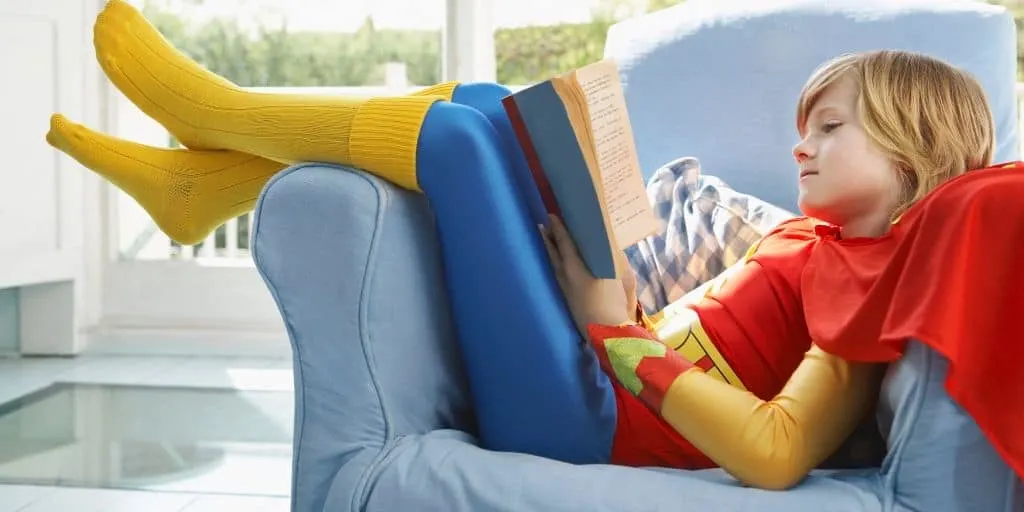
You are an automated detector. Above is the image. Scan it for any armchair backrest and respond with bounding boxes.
[605,0,1019,213]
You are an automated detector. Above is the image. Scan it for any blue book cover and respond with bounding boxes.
[507,81,618,279]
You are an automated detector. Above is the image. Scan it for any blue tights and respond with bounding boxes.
[414,82,618,464]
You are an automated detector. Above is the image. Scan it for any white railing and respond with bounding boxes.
[172,214,252,261]
[118,80,1024,262]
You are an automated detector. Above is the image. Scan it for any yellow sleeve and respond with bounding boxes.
[660,346,884,490]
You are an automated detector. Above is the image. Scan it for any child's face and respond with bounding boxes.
[793,75,901,229]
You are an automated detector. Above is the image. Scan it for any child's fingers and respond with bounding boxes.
[539,224,567,283]
[548,215,583,271]
[539,224,559,265]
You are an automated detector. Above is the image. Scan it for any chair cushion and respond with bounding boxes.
[605,0,1018,212]
[358,429,883,512]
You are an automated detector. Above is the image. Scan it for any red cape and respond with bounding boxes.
[801,162,1024,480]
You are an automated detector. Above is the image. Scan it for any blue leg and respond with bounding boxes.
[415,100,618,465]
[450,82,549,229]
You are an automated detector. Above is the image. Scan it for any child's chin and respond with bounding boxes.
[797,196,835,223]
[796,192,817,213]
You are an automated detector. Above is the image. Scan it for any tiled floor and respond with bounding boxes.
[0,354,294,511]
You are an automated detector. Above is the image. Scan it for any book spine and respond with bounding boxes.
[501,95,562,217]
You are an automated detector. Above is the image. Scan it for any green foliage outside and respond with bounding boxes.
[141,0,686,87]
[987,0,1024,79]
[143,0,1024,88]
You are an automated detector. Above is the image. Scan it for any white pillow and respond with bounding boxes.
[626,156,796,313]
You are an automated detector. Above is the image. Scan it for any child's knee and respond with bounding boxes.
[452,83,512,126]
[452,83,511,108]
[422,102,496,146]
[417,102,505,189]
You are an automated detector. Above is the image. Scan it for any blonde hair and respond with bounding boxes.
[796,50,995,218]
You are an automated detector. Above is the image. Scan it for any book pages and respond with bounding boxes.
[574,60,659,251]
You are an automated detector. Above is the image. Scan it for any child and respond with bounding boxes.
[546,51,1024,489]
[49,0,1023,489]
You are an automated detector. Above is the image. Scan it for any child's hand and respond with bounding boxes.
[541,215,632,335]
[620,254,639,320]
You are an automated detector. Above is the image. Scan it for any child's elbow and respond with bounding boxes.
[745,469,807,491]
[725,447,811,491]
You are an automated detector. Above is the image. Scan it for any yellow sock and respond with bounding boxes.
[93,0,455,191]
[47,114,283,245]
[44,78,459,245]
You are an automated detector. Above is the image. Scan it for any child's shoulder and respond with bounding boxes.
[766,216,822,235]
[745,216,824,263]
[712,217,821,307]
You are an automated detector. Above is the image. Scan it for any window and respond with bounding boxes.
[134,0,445,89]
[116,0,445,260]
[491,0,686,87]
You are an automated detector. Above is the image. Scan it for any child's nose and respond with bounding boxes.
[792,142,810,163]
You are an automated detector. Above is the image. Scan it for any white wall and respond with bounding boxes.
[0,0,106,355]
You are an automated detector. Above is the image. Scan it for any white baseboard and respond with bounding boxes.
[83,325,292,358]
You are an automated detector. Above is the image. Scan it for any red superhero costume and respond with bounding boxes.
[590,162,1024,488]
[609,215,824,469]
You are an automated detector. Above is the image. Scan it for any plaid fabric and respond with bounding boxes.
[625,157,796,314]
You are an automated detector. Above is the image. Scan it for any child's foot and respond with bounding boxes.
[47,113,284,244]
[93,0,241,151]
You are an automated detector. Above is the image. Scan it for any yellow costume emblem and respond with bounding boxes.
[653,308,745,390]
[640,253,754,390]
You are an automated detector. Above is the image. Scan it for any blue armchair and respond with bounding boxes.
[252,1,1023,510]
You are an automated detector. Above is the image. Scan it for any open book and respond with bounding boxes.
[502,59,659,279]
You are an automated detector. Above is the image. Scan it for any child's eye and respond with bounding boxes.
[823,121,842,133]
